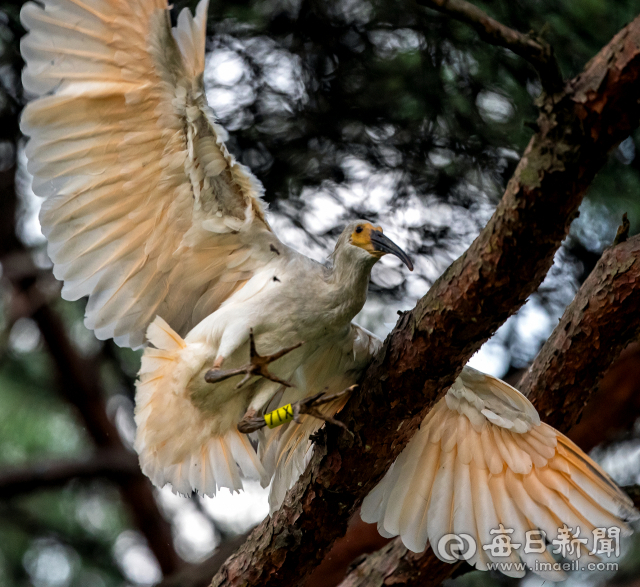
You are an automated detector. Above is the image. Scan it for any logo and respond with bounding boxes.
[436,533,477,561]
[435,525,622,570]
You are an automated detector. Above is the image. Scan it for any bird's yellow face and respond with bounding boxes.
[350,223,384,257]
[350,223,414,270]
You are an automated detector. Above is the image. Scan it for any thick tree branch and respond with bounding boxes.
[338,235,640,587]
[212,14,640,587]
[339,543,453,587]
[415,0,564,92]
[0,449,139,500]
[569,343,640,453]
[521,235,640,427]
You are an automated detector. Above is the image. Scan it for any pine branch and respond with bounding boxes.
[212,13,640,587]
[521,235,640,428]
[415,0,564,93]
[0,449,139,500]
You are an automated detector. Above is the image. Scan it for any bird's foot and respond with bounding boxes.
[292,386,357,430]
[237,408,267,434]
[236,385,358,434]
[204,329,304,389]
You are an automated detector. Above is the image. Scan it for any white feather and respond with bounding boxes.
[20,0,276,349]
[362,367,638,581]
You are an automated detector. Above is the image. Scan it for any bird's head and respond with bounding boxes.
[336,220,413,271]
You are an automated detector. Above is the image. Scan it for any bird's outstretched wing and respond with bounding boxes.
[361,367,638,581]
[260,323,381,513]
[21,0,282,348]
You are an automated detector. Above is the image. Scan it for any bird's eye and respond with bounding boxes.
[355,226,363,234]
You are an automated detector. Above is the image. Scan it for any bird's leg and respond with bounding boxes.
[236,385,358,434]
[204,329,304,390]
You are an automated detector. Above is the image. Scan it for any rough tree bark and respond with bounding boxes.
[211,13,640,587]
[337,234,640,587]
[569,344,640,453]
[522,236,640,429]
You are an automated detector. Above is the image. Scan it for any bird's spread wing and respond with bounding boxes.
[21,0,282,348]
[260,323,381,513]
[361,367,638,581]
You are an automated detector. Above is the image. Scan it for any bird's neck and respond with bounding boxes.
[326,250,376,322]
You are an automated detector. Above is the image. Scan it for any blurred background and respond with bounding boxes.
[0,0,639,585]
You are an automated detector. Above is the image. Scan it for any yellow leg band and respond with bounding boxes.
[264,404,295,429]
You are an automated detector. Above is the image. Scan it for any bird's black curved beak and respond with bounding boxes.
[370,230,414,271]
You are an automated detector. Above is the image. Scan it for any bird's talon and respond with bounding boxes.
[205,329,304,389]
[294,385,356,434]
[205,366,237,384]
[298,385,357,411]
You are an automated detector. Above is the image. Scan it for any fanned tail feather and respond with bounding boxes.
[134,317,268,496]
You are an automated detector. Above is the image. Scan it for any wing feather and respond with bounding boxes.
[426,447,456,553]
[398,440,440,550]
[451,458,482,567]
[489,474,566,580]
[362,367,638,580]
[21,0,284,348]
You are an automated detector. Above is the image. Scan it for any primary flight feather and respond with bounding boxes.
[20,0,637,580]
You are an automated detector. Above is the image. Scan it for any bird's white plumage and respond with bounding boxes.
[134,316,269,496]
[361,369,638,580]
[260,323,381,512]
[20,0,637,579]
[21,0,279,349]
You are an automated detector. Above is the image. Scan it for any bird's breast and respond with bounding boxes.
[260,280,364,343]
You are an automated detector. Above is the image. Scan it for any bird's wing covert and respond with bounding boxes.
[361,367,638,581]
[21,0,281,348]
